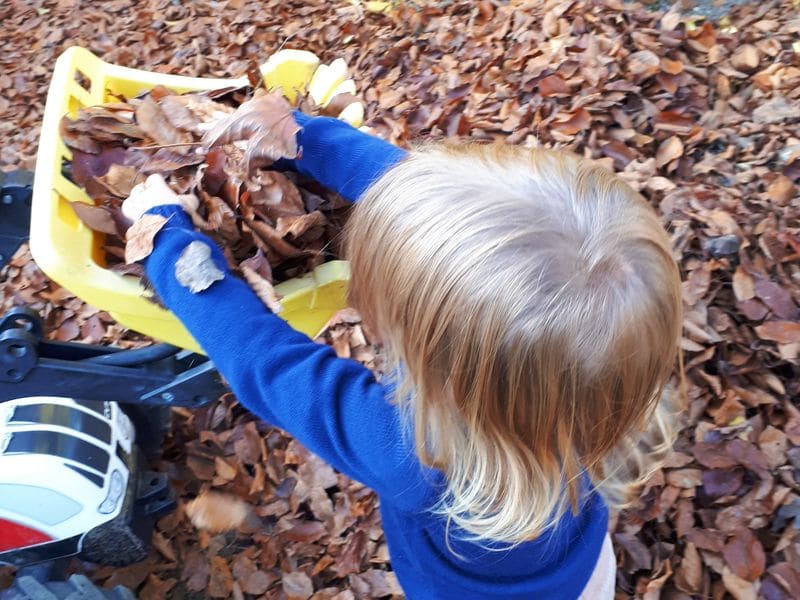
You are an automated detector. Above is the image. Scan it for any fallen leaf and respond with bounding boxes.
[614,532,652,570]
[175,240,225,293]
[80,314,105,344]
[721,566,759,600]
[283,520,327,543]
[124,214,168,263]
[754,279,798,320]
[282,571,313,600]
[96,164,144,197]
[181,551,209,593]
[730,45,760,72]
[766,175,795,205]
[732,267,755,301]
[185,491,252,533]
[135,94,194,149]
[208,556,234,598]
[755,321,800,344]
[538,74,570,96]
[627,50,661,78]
[243,570,275,596]
[752,96,800,124]
[675,542,702,594]
[551,107,590,135]
[203,92,300,171]
[335,529,367,577]
[656,136,684,168]
[722,529,766,582]
[54,318,80,341]
[70,202,119,235]
[242,265,283,313]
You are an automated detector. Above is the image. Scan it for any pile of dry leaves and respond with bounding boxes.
[61,86,352,309]
[1,0,799,598]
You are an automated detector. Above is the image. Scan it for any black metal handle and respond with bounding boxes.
[0,170,33,269]
[0,306,224,408]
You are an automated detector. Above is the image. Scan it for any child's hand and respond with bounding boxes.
[123,174,199,221]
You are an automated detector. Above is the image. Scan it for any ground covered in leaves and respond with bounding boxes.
[1,1,799,598]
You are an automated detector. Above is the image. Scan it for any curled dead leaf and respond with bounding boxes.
[732,267,755,302]
[730,44,760,73]
[655,136,684,169]
[124,214,168,263]
[135,95,194,150]
[282,571,313,600]
[70,202,119,235]
[242,265,282,313]
[755,321,800,344]
[175,240,225,293]
[185,491,253,533]
[627,50,661,78]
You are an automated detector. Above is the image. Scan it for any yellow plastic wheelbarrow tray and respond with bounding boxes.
[31,46,353,353]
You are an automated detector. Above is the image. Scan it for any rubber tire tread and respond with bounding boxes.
[0,575,135,600]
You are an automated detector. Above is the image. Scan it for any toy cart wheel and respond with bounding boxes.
[0,574,134,600]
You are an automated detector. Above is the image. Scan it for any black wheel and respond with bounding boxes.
[0,574,135,600]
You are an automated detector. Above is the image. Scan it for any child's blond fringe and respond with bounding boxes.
[345,143,683,547]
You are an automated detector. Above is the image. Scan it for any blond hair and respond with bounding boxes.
[345,143,682,546]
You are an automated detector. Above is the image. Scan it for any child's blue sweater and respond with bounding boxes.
[144,115,609,599]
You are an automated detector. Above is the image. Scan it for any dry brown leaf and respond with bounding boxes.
[181,551,210,593]
[185,491,252,533]
[243,570,275,596]
[730,44,761,72]
[202,92,299,171]
[140,147,204,173]
[752,96,800,124]
[242,265,283,313]
[755,321,800,344]
[335,529,368,577]
[124,214,168,264]
[96,164,144,198]
[175,240,225,293]
[276,211,326,239]
[538,74,570,96]
[627,50,661,78]
[551,108,590,135]
[282,571,314,600]
[722,530,766,582]
[208,555,234,598]
[660,58,683,75]
[240,249,273,282]
[656,136,684,169]
[766,174,795,205]
[70,202,119,235]
[754,279,798,320]
[55,318,80,342]
[721,567,759,600]
[135,94,194,149]
[732,267,755,301]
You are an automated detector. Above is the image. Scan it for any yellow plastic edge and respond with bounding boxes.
[31,47,351,353]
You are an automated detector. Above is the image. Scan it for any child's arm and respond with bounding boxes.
[126,178,434,510]
[288,112,407,201]
[203,96,407,201]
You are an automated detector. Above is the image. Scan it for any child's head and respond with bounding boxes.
[345,143,682,545]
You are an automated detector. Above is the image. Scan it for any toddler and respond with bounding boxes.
[124,98,682,599]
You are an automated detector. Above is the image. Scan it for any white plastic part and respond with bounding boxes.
[308,58,349,106]
[0,397,132,545]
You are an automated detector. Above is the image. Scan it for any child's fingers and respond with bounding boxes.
[176,194,200,213]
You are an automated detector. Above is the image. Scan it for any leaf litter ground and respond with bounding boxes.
[1,1,799,598]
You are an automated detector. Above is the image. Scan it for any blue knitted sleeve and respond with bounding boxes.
[285,112,408,201]
[143,205,436,511]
